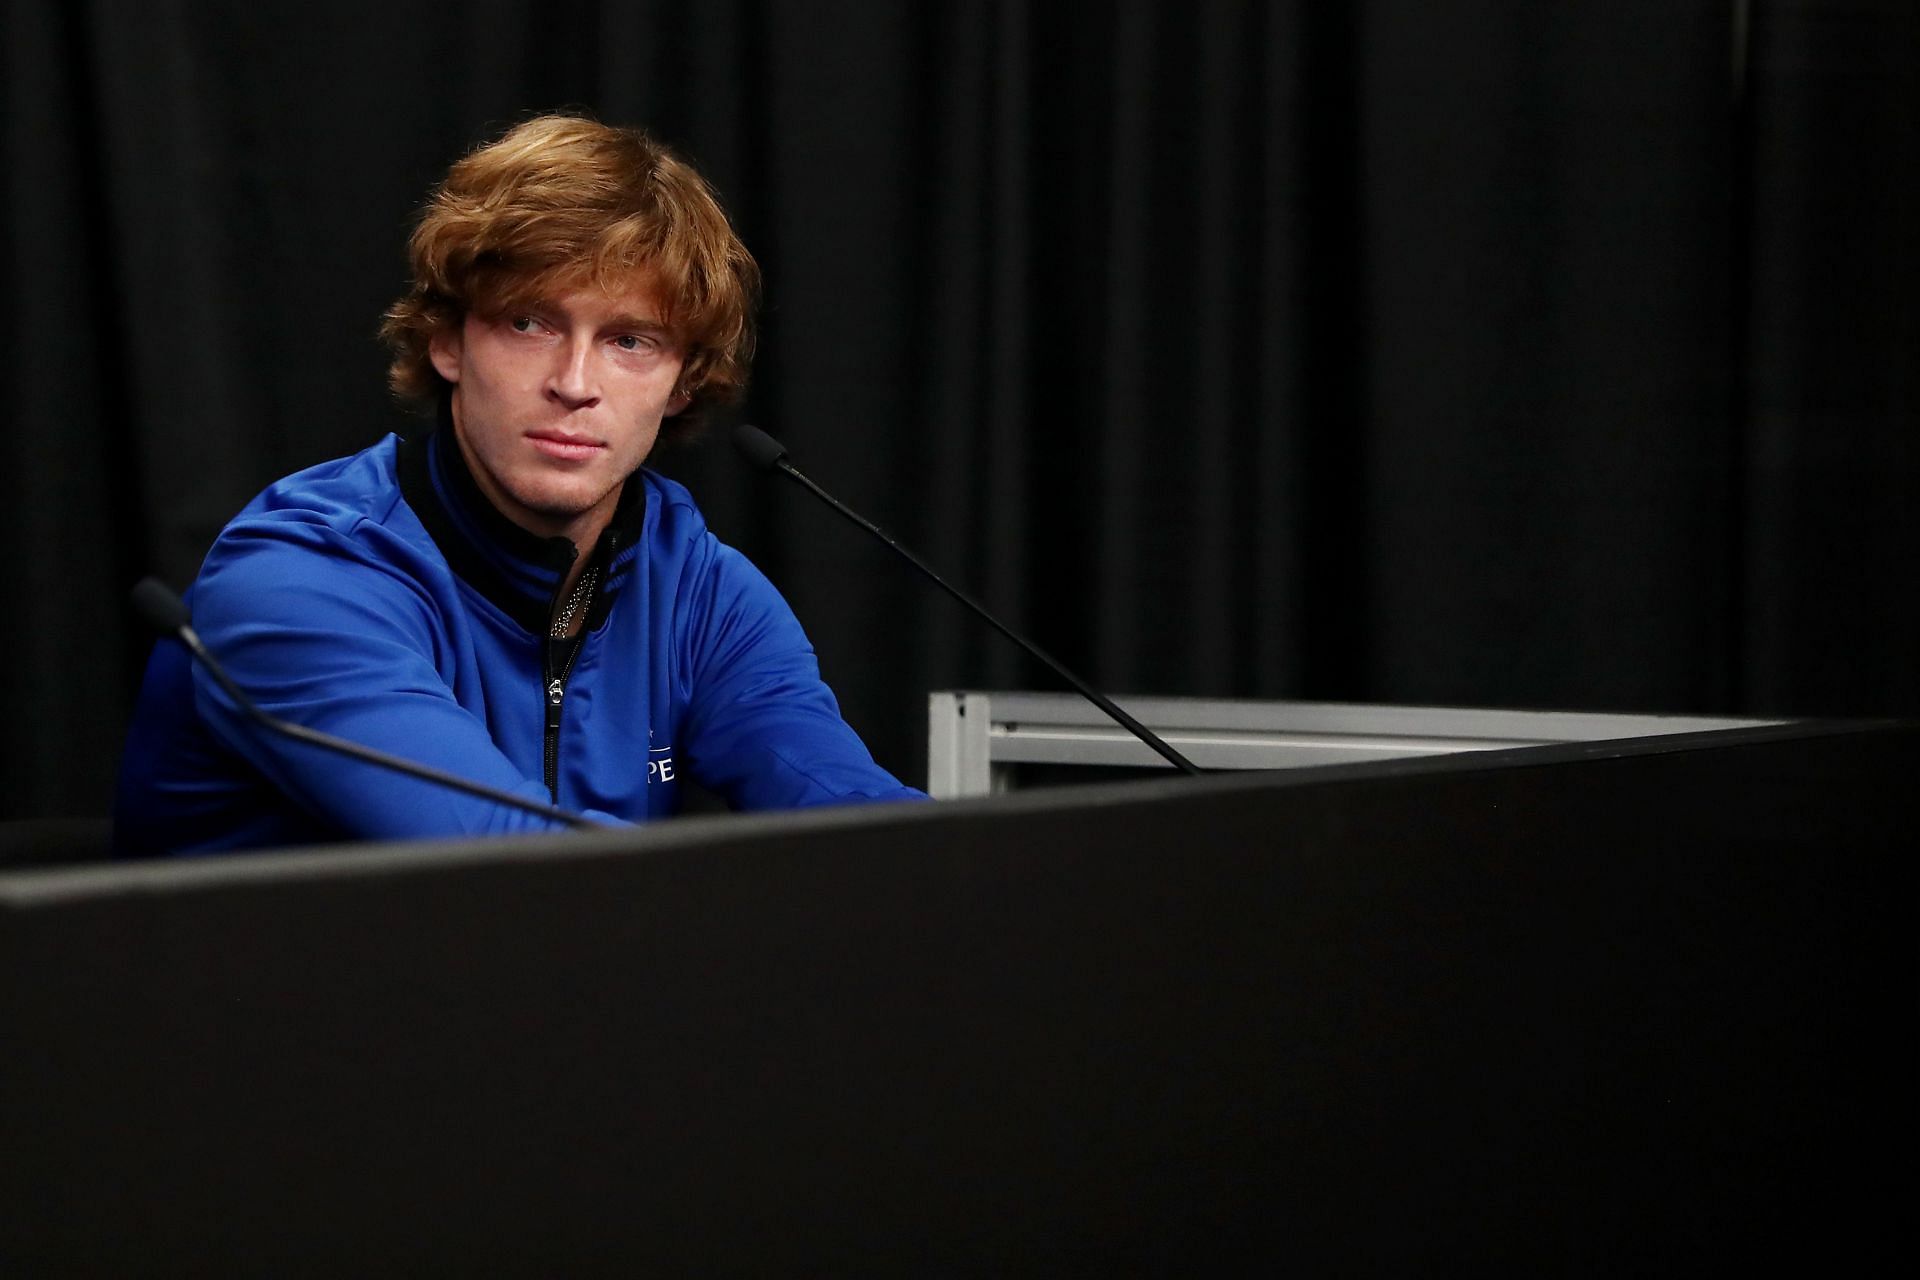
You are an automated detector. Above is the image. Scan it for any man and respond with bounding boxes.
[115,115,921,855]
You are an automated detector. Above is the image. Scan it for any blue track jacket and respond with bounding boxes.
[115,429,922,855]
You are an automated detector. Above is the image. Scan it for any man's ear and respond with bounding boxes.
[665,391,693,418]
[428,324,464,384]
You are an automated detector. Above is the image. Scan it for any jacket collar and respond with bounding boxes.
[396,399,649,634]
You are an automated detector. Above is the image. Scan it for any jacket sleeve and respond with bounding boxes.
[189,515,623,840]
[675,536,926,811]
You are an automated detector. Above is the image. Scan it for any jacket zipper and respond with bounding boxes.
[543,553,589,803]
[542,529,621,802]
[543,636,587,802]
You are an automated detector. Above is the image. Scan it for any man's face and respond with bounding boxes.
[429,280,689,547]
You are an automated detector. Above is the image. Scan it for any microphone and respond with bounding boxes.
[731,425,1202,777]
[131,577,605,830]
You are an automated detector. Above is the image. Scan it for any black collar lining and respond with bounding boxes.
[396,401,653,636]
[397,431,551,635]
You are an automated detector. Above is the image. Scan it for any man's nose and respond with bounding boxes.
[547,337,600,409]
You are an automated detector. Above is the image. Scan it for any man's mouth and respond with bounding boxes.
[526,430,605,461]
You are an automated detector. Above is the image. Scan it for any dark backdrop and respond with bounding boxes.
[3,1,1913,820]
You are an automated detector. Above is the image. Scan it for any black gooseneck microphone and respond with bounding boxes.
[731,425,1203,777]
[131,577,605,830]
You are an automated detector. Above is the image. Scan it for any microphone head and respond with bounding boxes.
[732,423,789,472]
[131,576,193,635]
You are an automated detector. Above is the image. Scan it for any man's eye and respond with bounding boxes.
[613,334,650,352]
[510,316,538,333]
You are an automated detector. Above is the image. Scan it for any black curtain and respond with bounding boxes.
[3,0,1913,820]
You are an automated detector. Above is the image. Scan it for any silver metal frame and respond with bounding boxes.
[927,691,1782,798]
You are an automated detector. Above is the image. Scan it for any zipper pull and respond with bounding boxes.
[547,677,565,708]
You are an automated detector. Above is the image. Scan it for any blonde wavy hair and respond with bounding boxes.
[380,114,759,438]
